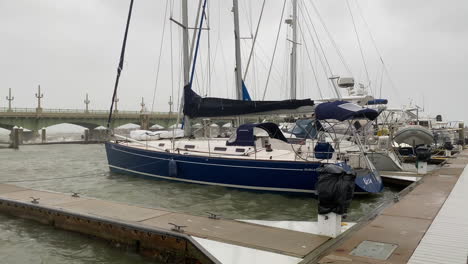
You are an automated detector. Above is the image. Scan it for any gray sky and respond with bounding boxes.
[1,0,467,123]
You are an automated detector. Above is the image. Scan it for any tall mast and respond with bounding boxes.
[181,0,191,135]
[232,0,243,100]
[290,0,297,99]
[182,0,190,85]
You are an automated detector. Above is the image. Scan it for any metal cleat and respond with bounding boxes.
[168,223,187,233]
[206,212,221,220]
[30,197,40,204]
[71,192,80,198]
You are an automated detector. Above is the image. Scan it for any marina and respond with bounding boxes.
[0,145,466,263]
[1,0,468,263]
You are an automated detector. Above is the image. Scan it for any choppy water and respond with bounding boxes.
[0,143,400,263]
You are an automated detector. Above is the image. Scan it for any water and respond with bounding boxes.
[0,143,400,263]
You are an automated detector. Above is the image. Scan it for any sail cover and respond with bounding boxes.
[183,85,314,118]
[315,101,379,121]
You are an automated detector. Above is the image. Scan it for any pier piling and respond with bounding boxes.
[41,128,46,143]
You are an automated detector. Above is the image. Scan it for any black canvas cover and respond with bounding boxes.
[316,164,356,216]
[183,85,314,118]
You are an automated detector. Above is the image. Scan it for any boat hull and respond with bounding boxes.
[105,142,324,194]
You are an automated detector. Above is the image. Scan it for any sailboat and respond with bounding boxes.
[104,0,383,194]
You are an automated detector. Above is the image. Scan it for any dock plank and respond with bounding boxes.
[408,164,468,264]
[58,199,173,222]
[0,184,27,194]
[141,212,329,258]
[0,189,89,206]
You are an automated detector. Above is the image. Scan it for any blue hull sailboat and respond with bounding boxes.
[104,0,383,195]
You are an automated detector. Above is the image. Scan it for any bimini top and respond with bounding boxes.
[315,101,379,121]
[226,123,288,146]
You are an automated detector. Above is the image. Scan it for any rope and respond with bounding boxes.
[261,0,287,100]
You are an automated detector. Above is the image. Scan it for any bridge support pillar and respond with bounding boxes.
[140,114,149,130]
[41,128,46,143]
[84,129,89,143]
[10,127,19,149]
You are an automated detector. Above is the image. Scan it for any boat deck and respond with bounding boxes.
[317,150,468,264]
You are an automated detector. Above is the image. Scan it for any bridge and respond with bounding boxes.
[0,107,177,132]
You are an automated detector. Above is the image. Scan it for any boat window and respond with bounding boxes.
[158,143,165,147]
[235,148,245,153]
[184,145,195,149]
[214,147,227,151]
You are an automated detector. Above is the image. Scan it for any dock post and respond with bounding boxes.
[41,128,46,143]
[18,127,24,145]
[417,161,428,174]
[445,149,451,157]
[318,213,341,238]
[203,119,209,138]
[459,122,465,148]
[84,129,89,143]
[10,127,19,149]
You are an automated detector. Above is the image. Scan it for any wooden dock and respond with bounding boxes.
[1,151,467,263]
[316,150,468,264]
[0,183,333,263]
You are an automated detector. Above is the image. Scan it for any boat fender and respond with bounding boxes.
[168,159,178,177]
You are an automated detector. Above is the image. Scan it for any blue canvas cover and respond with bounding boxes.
[226,123,288,146]
[315,101,379,121]
[366,99,388,105]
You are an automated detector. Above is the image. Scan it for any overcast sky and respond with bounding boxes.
[1,0,467,123]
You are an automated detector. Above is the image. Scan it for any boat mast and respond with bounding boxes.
[232,0,243,100]
[182,0,192,135]
[290,0,297,99]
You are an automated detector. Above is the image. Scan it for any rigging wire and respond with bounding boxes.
[299,2,333,78]
[243,0,266,82]
[261,0,287,100]
[354,0,400,100]
[307,0,352,76]
[345,0,373,96]
[206,2,212,96]
[170,0,174,115]
[298,20,324,99]
[298,4,333,96]
[150,0,170,112]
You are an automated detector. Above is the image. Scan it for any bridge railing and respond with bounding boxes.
[0,107,170,116]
